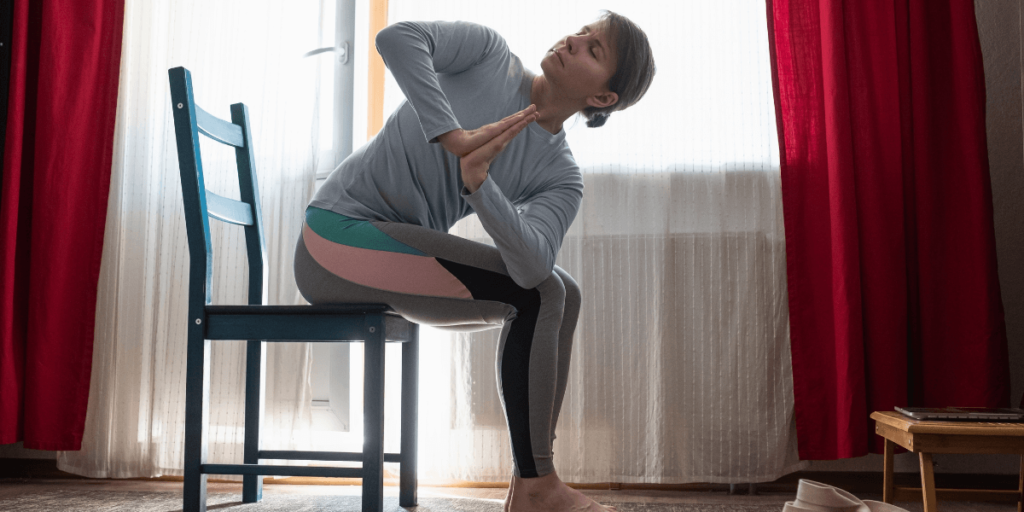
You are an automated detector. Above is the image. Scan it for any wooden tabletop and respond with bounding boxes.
[871,411,1024,436]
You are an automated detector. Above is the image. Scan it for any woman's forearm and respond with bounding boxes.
[462,177,581,289]
[374,21,508,145]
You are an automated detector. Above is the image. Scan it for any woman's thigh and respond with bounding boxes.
[294,215,533,330]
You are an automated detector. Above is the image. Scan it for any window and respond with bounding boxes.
[307,0,369,434]
[307,0,400,454]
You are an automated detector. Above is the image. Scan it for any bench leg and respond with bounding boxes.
[919,452,938,512]
[242,339,266,503]
[400,326,419,507]
[1018,454,1022,512]
[883,439,895,503]
[363,317,386,512]
[183,332,210,512]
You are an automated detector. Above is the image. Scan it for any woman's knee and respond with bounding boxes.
[534,269,567,308]
[552,266,580,315]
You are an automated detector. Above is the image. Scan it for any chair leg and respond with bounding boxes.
[243,339,266,503]
[400,325,419,507]
[183,331,211,512]
[363,316,386,512]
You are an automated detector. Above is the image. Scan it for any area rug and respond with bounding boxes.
[0,489,1012,512]
[0,489,788,512]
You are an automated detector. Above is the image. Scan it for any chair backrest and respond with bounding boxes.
[168,66,268,315]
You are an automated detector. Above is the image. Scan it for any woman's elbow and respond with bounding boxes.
[511,259,556,290]
[375,25,397,52]
[375,22,411,52]
[513,273,546,290]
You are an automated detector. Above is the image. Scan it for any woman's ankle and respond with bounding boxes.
[514,470,561,492]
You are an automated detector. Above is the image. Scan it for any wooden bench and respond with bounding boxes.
[870,411,1024,512]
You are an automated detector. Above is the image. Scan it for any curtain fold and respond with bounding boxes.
[378,0,807,483]
[55,0,324,478]
[767,0,1010,460]
[0,0,124,450]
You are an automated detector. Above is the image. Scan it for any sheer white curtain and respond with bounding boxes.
[57,0,327,478]
[384,1,808,483]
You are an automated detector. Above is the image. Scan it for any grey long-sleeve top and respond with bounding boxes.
[308,20,583,289]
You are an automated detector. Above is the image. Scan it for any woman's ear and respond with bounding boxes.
[587,91,619,110]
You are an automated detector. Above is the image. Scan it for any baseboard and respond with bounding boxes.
[0,458,86,480]
[0,457,1018,494]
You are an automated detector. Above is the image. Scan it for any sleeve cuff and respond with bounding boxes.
[461,174,501,201]
[425,121,462,144]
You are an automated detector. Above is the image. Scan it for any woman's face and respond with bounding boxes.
[542,21,619,108]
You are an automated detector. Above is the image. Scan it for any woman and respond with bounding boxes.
[294,11,655,512]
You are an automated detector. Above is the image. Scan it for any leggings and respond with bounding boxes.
[293,207,580,478]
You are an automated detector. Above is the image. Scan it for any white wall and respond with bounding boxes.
[978,0,1024,418]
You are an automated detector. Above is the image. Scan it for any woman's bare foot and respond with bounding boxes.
[509,471,617,512]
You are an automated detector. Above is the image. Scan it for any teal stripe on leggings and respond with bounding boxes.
[304,206,426,256]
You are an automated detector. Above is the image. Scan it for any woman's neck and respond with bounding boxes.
[530,75,582,135]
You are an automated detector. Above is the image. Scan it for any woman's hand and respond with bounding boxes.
[438,104,538,157]
[459,110,539,193]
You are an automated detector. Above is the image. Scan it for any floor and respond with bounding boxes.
[0,478,1018,511]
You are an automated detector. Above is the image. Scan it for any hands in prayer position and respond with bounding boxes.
[437,104,540,193]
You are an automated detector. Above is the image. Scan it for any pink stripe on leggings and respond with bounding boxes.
[302,224,472,299]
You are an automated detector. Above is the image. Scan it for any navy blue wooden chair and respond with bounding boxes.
[168,66,419,512]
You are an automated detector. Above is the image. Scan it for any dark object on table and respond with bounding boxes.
[895,406,1024,421]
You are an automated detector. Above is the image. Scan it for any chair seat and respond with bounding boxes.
[204,303,414,342]
[206,303,395,315]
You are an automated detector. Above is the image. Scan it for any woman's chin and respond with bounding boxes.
[538,55,557,79]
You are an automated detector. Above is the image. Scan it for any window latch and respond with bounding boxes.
[303,41,350,65]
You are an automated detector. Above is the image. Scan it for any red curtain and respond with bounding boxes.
[1,0,124,450]
[767,0,1011,459]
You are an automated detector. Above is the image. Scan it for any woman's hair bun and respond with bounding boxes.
[585,112,610,128]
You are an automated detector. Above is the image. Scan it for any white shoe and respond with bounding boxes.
[782,479,909,512]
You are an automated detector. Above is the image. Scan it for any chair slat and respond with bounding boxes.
[258,450,401,463]
[204,310,412,342]
[196,104,245,147]
[202,464,362,478]
[206,191,254,226]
